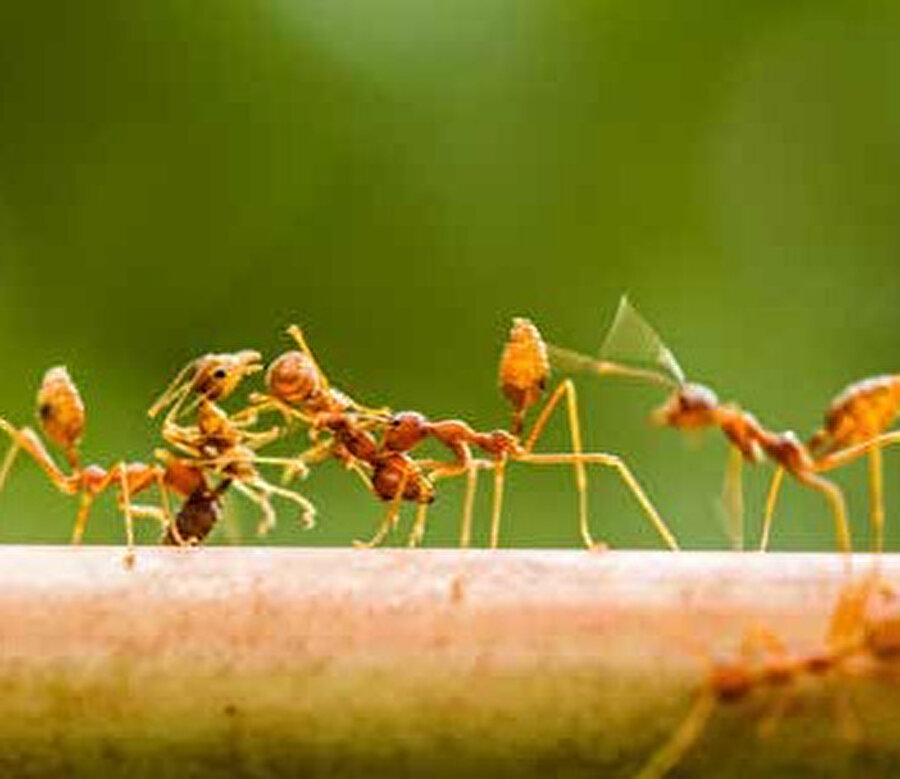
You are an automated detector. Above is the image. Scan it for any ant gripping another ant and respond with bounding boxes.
[251,322,678,550]
[0,366,208,567]
[148,349,316,537]
[248,325,437,549]
[355,319,677,550]
[549,297,852,553]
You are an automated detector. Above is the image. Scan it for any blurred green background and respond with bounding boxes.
[0,0,898,551]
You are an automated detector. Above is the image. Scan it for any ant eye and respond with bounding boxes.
[212,368,227,380]
[38,403,52,420]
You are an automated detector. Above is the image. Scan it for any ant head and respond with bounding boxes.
[650,383,719,429]
[192,350,262,402]
[499,318,550,433]
[148,350,262,420]
[36,366,85,455]
[265,351,323,406]
[383,411,429,452]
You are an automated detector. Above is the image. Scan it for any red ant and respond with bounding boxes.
[0,366,206,566]
[549,297,852,553]
[360,317,679,549]
[762,375,900,552]
[636,572,900,779]
[149,349,316,535]
[249,326,437,548]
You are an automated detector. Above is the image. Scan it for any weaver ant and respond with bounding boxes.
[636,572,900,779]
[761,375,900,552]
[149,349,316,536]
[364,317,679,550]
[249,326,436,548]
[0,366,206,566]
[549,297,852,553]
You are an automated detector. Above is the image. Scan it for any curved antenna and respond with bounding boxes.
[148,358,198,419]
[546,344,679,390]
[600,296,686,386]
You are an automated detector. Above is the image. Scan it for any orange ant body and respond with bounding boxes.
[149,349,316,536]
[366,318,679,549]
[762,375,900,552]
[251,327,437,547]
[636,573,900,779]
[162,478,232,545]
[549,298,851,552]
[0,366,205,565]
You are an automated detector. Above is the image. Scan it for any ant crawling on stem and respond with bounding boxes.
[148,348,316,536]
[636,570,900,779]
[549,297,852,553]
[0,366,206,566]
[361,316,679,550]
[249,325,437,549]
[762,375,900,552]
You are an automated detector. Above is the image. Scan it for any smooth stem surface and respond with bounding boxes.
[0,547,898,778]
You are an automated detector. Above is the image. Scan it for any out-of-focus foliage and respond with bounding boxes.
[0,0,898,550]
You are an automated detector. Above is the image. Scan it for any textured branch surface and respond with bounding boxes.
[1,547,898,778]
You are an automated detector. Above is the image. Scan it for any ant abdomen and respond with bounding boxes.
[36,366,85,457]
[266,351,322,405]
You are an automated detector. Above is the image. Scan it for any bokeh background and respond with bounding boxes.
[0,0,898,550]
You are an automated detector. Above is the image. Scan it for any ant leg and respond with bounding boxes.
[71,493,95,544]
[232,481,277,536]
[759,467,786,552]
[515,453,679,550]
[489,455,508,550]
[634,692,716,779]
[720,445,744,551]
[797,472,851,555]
[408,501,430,548]
[116,464,137,569]
[413,455,479,548]
[249,478,316,531]
[153,473,184,546]
[355,472,409,549]
[0,421,76,494]
[522,380,592,550]
[868,444,884,553]
[0,440,20,491]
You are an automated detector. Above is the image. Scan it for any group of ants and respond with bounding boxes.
[2,297,900,775]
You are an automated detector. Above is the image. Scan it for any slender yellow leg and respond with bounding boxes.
[523,380,592,550]
[720,445,744,551]
[489,455,507,549]
[415,458,479,548]
[759,467,786,552]
[0,440,20,491]
[516,452,678,550]
[71,492,94,544]
[869,445,884,553]
[799,473,851,555]
[232,481,277,535]
[407,501,430,548]
[117,464,136,569]
[354,471,409,549]
[634,692,716,779]
[249,477,316,531]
